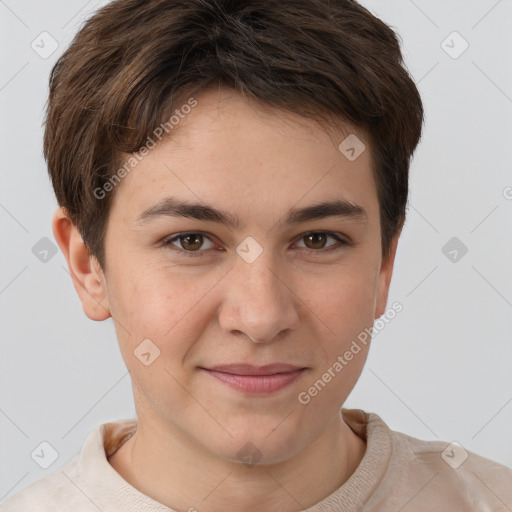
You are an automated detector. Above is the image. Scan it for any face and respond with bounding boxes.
[83,88,397,464]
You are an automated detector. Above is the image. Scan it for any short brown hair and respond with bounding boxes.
[44,0,424,269]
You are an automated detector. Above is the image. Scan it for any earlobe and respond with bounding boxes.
[374,227,402,319]
[52,207,111,321]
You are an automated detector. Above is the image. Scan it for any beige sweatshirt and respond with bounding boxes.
[2,408,511,511]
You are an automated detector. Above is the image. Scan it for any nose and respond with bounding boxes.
[217,248,300,344]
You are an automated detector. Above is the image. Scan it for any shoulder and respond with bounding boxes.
[382,421,512,510]
[1,419,137,511]
[0,456,96,511]
[342,408,512,509]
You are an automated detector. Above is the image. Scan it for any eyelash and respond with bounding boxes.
[162,231,351,258]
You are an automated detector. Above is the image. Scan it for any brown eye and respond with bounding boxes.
[295,232,348,254]
[303,233,328,250]
[179,234,204,251]
[164,232,216,255]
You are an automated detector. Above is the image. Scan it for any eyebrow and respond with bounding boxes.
[136,197,368,229]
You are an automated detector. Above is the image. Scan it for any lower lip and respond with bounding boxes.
[203,368,306,394]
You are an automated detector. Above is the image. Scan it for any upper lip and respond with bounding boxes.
[204,364,306,376]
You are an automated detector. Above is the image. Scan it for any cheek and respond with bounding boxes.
[306,262,379,341]
[106,267,205,412]
[107,264,226,350]
[298,278,375,412]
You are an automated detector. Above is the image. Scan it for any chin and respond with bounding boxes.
[205,418,311,467]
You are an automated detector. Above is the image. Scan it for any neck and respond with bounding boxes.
[108,410,366,512]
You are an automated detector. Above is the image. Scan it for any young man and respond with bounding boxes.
[2,0,511,510]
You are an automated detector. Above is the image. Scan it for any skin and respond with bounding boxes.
[53,87,401,512]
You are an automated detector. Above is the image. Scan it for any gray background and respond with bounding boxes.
[1,0,511,502]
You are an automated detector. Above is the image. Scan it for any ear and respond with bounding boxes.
[52,207,111,321]
[374,225,402,319]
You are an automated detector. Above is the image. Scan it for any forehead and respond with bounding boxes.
[109,88,379,227]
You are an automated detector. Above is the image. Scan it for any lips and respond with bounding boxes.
[200,363,307,394]
[205,363,305,376]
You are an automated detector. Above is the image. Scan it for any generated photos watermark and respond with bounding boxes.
[298,301,403,405]
[93,97,198,200]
